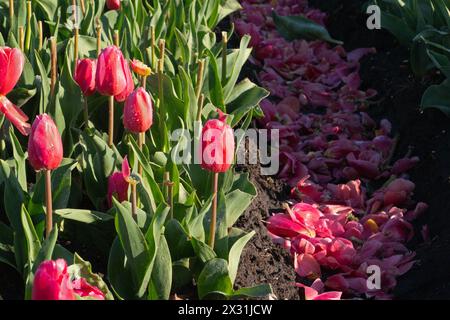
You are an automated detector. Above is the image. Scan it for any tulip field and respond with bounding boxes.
[0,0,449,302]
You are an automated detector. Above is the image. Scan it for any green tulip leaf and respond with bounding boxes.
[272,11,343,45]
[197,258,233,299]
[148,235,172,300]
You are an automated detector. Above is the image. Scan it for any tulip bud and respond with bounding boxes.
[200,110,234,173]
[74,58,96,96]
[28,114,63,171]
[32,259,75,300]
[123,87,153,133]
[95,46,128,97]
[131,59,151,77]
[0,47,25,95]
[107,157,130,207]
[106,0,121,10]
[114,59,134,102]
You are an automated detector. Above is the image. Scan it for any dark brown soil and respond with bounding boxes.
[234,163,301,300]
[0,264,24,300]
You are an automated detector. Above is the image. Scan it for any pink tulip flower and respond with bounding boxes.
[200,110,235,173]
[0,47,30,135]
[106,0,121,10]
[123,87,153,133]
[27,114,63,171]
[107,156,131,207]
[74,58,97,96]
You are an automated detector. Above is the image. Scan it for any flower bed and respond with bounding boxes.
[0,0,446,301]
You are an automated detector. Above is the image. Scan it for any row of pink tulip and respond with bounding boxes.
[234,0,426,299]
[1,39,235,299]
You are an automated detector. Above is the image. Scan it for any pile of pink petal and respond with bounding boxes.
[234,0,428,299]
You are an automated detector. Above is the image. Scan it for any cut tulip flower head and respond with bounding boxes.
[32,259,105,300]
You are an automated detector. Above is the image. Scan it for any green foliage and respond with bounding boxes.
[272,11,343,45]
[372,0,450,116]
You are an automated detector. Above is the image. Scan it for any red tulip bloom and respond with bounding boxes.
[200,110,234,173]
[32,259,75,300]
[114,59,134,102]
[106,0,121,10]
[123,87,153,133]
[107,156,131,207]
[95,46,128,97]
[0,47,24,95]
[0,47,30,135]
[74,58,97,96]
[28,114,63,171]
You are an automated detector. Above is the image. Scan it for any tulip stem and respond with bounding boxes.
[138,132,144,176]
[196,93,205,122]
[131,182,137,221]
[168,181,174,220]
[141,75,147,89]
[163,171,170,199]
[80,0,86,15]
[113,30,119,47]
[72,0,78,27]
[195,60,205,122]
[208,172,219,249]
[50,37,57,98]
[25,1,32,53]
[221,32,228,84]
[150,25,156,68]
[18,26,24,51]
[9,0,14,30]
[83,96,89,129]
[163,172,173,219]
[108,96,114,147]
[195,59,205,101]
[159,39,165,68]
[74,27,79,70]
[157,42,168,151]
[96,20,102,56]
[44,169,53,239]
[38,21,43,51]
[157,59,164,109]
